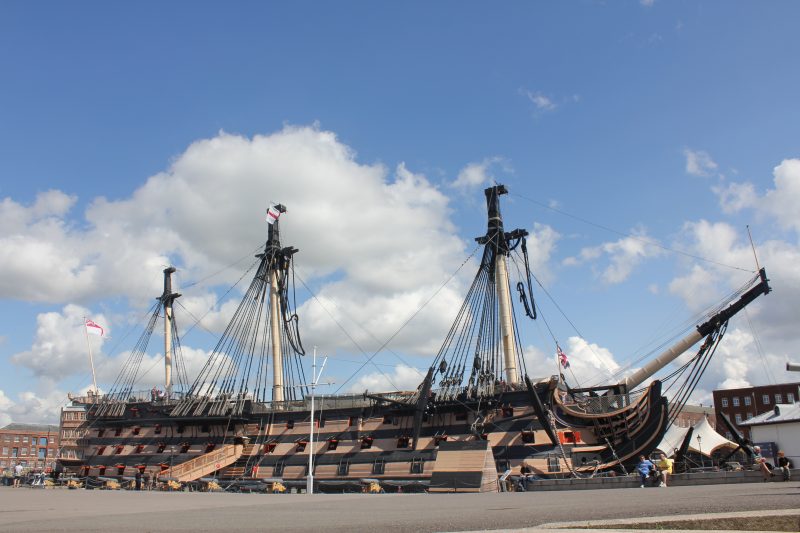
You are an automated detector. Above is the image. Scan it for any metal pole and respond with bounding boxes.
[307,346,316,495]
[696,435,703,468]
[83,317,98,395]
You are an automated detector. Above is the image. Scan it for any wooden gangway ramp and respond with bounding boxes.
[160,443,243,482]
[428,440,498,493]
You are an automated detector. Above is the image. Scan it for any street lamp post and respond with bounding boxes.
[696,434,703,468]
[307,347,328,495]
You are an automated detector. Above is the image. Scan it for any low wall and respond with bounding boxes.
[519,468,797,492]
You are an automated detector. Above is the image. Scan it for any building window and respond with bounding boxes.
[744,396,751,406]
[735,413,742,423]
[12,448,18,457]
[788,393,795,403]
[38,449,46,459]
[763,395,770,405]
[21,448,27,456]
[721,398,728,407]
[732,397,740,407]
[775,394,782,404]
[14,436,19,442]
[1,447,6,455]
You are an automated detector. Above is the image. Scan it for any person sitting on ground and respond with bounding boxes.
[519,463,532,491]
[636,455,655,488]
[776,451,791,482]
[753,446,772,481]
[657,453,673,487]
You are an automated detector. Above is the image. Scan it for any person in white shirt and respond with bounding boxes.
[13,463,23,487]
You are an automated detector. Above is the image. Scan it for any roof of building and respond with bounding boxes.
[712,382,800,395]
[655,416,736,457]
[678,404,715,414]
[0,423,60,433]
[740,403,800,426]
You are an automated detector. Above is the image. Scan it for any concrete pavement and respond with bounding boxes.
[0,481,797,532]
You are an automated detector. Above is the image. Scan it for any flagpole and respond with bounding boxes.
[83,317,98,395]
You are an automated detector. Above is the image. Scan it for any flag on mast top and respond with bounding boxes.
[266,203,282,225]
[557,346,570,368]
[85,319,105,337]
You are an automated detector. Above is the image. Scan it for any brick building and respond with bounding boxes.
[0,423,60,471]
[673,404,716,429]
[713,382,800,441]
[59,399,90,469]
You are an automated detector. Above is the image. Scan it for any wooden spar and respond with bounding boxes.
[619,329,704,392]
[496,254,519,384]
[270,269,284,402]
[620,268,770,392]
[162,267,178,396]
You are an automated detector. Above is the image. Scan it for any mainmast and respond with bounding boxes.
[266,204,288,403]
[481,185,522,385]
[160,266,181,397]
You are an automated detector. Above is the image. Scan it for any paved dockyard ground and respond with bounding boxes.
[0,482,797,532]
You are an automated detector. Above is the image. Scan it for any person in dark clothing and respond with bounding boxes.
[518,463,532,491]
[776,451,791,481]
[135,470,143,490]
[52,462,63,482]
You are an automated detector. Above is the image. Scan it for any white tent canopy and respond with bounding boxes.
[655,416,738,457]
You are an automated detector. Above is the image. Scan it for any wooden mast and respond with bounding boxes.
[483,185,519,385]
[270,268,284,402]
[266,204,288,403]
[161,266,180,397]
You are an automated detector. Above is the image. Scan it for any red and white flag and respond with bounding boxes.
[85,319,105,337]
[266,203,282,225]
[557,346,570,368]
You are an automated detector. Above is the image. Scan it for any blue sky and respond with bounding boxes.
[1,1,798,424]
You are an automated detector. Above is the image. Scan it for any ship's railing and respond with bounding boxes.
[249,391,415,413]
[69,390,188,405]
[558,391,642,415]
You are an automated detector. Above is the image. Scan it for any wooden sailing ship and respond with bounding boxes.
[64,185,771,492]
